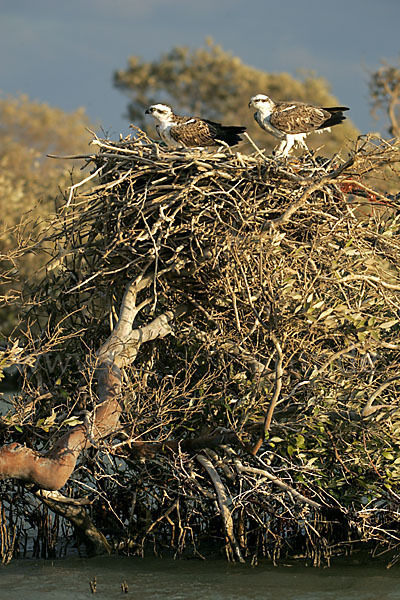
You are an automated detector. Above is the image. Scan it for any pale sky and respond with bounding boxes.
[0,0,399,136]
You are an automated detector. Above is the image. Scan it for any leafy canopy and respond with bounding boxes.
[0,93,94,232]
[0,94,94,333]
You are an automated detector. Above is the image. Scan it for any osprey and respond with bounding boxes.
[249,95,349,157]
[145,104,246,148]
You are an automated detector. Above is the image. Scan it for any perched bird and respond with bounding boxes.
[145,103,246,148]
[249,94,349,157]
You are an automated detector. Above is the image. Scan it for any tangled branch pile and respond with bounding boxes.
[2,131,400,565]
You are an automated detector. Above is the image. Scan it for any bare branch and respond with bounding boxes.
[197,454,245,562]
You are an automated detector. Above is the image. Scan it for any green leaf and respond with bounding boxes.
[379,319,398,330]
[287,445,295,457]
[312,300,324,310]
[62,417,83,427]
[319,307,334,320]
[382,451,394,460]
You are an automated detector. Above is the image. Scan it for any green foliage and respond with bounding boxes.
[114,39,359,154]
[0,94,95,335]
[0,94,94,234]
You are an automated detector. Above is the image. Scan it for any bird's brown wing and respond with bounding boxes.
[169,118,217,146]
[270,102,330,134]
[254,111,269,132]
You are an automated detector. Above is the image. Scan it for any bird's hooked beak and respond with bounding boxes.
[145,108,151,114]
[248,100,253,108]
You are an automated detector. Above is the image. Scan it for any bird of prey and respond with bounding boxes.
[249,94,349,157]
[145,104,246,148]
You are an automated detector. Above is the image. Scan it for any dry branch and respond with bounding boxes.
[197,453,244,562]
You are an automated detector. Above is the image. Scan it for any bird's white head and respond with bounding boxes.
[248,95,275,113]
[145,104,174,123]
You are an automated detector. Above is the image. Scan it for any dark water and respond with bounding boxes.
[1,555,400,600]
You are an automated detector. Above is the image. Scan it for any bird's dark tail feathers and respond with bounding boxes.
[215,125,247,146]
[319,107,350,130]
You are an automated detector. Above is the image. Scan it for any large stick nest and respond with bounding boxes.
[43,132,400,378]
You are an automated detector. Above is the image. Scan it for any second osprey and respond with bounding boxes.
[145,104,246,148]
[249,95,349,157]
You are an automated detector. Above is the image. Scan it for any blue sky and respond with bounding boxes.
[0,0,399,136]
